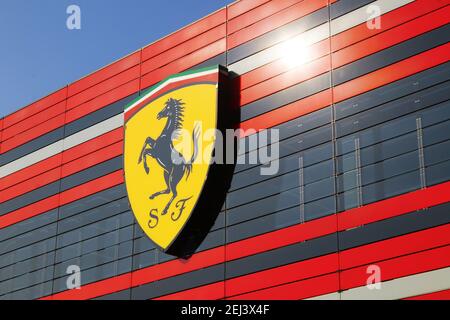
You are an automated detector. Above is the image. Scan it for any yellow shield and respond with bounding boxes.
[124,66,227,256]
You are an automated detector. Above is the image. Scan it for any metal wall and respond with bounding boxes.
[0,0,450,300]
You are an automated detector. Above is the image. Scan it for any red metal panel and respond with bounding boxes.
[154,282,225,300]
[0,154,62,192]
[226,272,340,300]
[241,43,450,136]
[1,140,123,202]
[1,100,66,141]
[339,224,450,270]
[0,170,123,230]
[141,9,226,61]
[61,141,123,177]
[0,167,61,204]
[141,39,226,89]
[240,55,330,106]
[62,127,123,164]
[0,194,60,230]
[141,24,226,75]
[2,87,67,129]
[331,0,449,52]
[332,5,450,69]
[340,245,450,290]
[0,129,121,192]
[338,181,450,231]
[333,42,450,104]
[238,5,449,108]
[228,0,301,35]
[0,113,65,153]
[238,39,330,90]
[225,253,339,297]
[66,65,140,111]
[66,79,139,124]
[59,170,123,205]
[68,51,141,97]
[228,0,331,49]
[227,0,271,20]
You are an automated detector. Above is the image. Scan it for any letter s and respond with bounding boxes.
[148,209,159,228]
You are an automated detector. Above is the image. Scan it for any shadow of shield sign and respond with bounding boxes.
[124,65,233,258]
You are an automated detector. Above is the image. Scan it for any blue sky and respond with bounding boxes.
[0,0,232,117]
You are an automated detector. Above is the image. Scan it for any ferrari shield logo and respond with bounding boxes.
[124,65,230,257]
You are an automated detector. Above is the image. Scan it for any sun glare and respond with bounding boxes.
[278,38,312,68]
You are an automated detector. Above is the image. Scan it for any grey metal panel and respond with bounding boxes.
[0,127,64,166]
[59,184,126,220]
[423,120,450,147]
[60,156,123,191]
[0,238,56,269]
[132,248,158,270]
[231,144,333,190]
[94,289,131,300]
[228,167,335,209]
[0,280,53,300]
[339,201,450,250]
[241,73,331,121]
[0,114,123,179]
[0,181,60,216]
[0,252,55,283]
[228,170,299,208]
[65,94,136,137]
[131,264,224,300]
[362,170,420,205]
[336,131,418,174]
[52,257,132,294]
[333,24,450,86]
[227,187,300,226]
[53,240,133,280]
[239,106,332,155]
[336,81,450,138]
[330,0,375,19]
[0,223,57,256]
[0,156,123,217]
[424,139,450,167]
[57,197,130,234]
[132,228,224,270]
[225,233,338,279]
[421,100,450,127]
[0,209,57,242]
[336,115,417,156]
[56,211,133,249]
[0,265,54,296]
[226,206,301,243]
[237,124,332,175]
[337,150,420,192]
[54,225,133,264]
[426,159,450,187]
[335,62,450,120]
[304,195,336,221]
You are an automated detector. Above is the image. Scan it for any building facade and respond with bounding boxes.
[0,0,450,300]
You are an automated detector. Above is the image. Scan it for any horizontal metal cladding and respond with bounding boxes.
[1,0,450,300]
[39,185,450,299]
